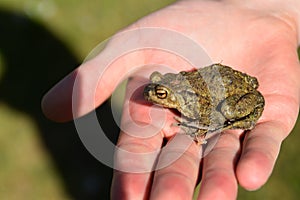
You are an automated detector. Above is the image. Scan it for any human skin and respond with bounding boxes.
[42,0,300,199]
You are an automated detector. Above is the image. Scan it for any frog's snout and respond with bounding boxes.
[143,84,154,100]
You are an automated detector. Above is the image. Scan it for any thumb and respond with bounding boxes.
[41,28,211,122]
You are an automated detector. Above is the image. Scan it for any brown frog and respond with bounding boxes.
[143,63,265,144]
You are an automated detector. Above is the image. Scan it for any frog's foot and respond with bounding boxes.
[194,133,208,145]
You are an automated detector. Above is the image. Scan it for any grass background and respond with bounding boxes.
[0,0,299,199]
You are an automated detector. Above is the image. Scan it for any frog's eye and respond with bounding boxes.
[155,89,168,99]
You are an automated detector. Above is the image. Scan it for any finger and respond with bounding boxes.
[235,83,300,191]
[236,121,287,190]
[111,128,164,199]
[111,76,173,199]
[111,171,152,200]
[150,135,201,200]
[197,131,241,200]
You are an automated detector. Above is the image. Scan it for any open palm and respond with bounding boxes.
[42,1,300,199]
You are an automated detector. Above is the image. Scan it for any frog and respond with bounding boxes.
[143,63,265,144]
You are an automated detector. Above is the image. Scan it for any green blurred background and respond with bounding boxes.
[0,0,299,199]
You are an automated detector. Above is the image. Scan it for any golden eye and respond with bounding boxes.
[156,89,168,99]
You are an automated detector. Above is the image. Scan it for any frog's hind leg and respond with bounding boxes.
[223,103,264,131]
[219,90,264,127]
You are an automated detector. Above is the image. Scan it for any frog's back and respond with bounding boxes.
[213,64,259,89]
[181,64,259,103]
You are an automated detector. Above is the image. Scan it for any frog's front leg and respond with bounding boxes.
[219,91,265,130]
[173,116,213,144]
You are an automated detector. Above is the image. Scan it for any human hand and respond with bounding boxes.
[42,0,300,199]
